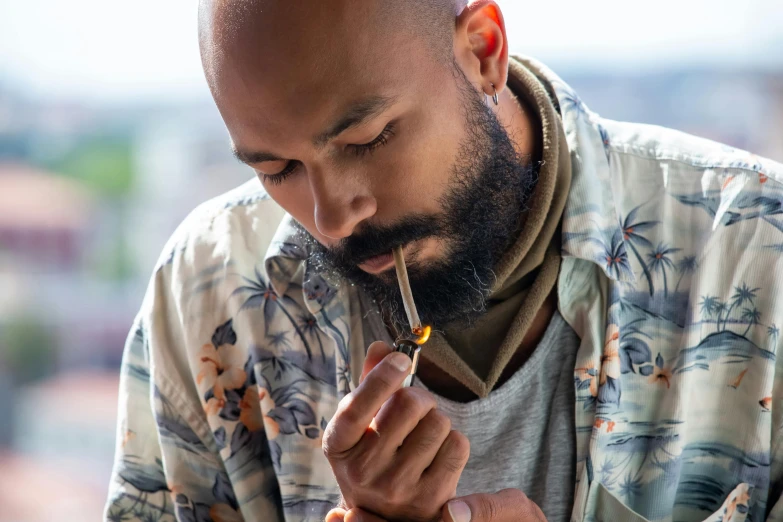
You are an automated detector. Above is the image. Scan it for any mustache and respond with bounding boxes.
[323,215,445,266]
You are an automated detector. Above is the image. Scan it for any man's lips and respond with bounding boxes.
[358,251,396,275]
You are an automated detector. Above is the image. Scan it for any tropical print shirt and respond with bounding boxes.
[106,57,783,522]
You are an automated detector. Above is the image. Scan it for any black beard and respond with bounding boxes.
[296,73,538,332]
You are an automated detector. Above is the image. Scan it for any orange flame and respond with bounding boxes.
[413,325,432,345]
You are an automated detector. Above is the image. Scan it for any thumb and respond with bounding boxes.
[360,341,393,383]
[325,507,347,522]
[442,489,546,522]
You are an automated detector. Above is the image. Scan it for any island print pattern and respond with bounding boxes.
[106,57,783,522]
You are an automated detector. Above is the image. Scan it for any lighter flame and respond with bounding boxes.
[413,325,432,345]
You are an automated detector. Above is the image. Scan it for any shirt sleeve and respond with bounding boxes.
[104,312,283,522]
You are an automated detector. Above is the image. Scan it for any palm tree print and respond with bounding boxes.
[699,295,736,336]
[647,243,682,297]
[715,301,729,331]
[674,255,698,294]
[723,284,761,331]
[232,267,313,359]
[299,313,327,362]
[619,474,643,501]
[769,324,780,354]
[699,295,719,333]
[267,331,291,351]
[741,308,762,337]
[620,205,659,295]
[598,229,634,281]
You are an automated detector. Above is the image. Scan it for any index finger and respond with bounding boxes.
[361,341,393,384]
[323,351,412,455]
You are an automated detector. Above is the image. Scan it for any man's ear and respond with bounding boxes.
[453,1,509,98]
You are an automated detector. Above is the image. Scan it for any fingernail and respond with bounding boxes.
[389,352,412,372]
[448,500,471,522]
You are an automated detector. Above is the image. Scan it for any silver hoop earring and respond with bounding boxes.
[490,83,499,106]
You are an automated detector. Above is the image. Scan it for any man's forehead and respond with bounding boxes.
[200,0,465,82]
[202,1,440,140]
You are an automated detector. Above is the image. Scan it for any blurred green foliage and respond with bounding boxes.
[37,132,139,281]
[54,135,134,198]
[1,315,57,385]
[94,221,137,281]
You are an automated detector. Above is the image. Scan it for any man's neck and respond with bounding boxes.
[494,79,543,168]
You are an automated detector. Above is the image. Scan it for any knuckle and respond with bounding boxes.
[415,412,451,453]
[321,418,354,461]
[446,430,471,461]
[411,387,438,410]
[321,426,340,459]
[442,453,466,474]
[336,396,362,428]
[327,397,354,436]
[390,389,426,417]
[429,410,452,434]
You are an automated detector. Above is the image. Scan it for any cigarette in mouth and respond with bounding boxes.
[392,245,432,387]
[392,245,422,334]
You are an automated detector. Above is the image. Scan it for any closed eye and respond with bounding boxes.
[259,122,396,186]
[348,123,396,158]
[259,160,300,186]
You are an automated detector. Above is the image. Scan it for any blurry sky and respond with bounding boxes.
[0,0,782,102]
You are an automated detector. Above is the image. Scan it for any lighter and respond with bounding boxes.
[393,339,421,388]
[392,246,431,388]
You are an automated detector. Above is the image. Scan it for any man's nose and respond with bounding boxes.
[310,169,377,240]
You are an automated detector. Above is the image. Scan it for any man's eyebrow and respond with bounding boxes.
[232,147,283,165]
[314,95,398,147]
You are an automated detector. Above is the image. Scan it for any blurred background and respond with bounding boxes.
[0,0,781,520]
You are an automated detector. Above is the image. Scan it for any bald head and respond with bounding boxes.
[199,0,466,94]
[195,0,516,288]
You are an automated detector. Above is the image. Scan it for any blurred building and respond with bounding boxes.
[0,163,93,273]
[0,163,133,373]
[1,372,118,522]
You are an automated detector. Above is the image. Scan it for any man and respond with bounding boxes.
[105,0,783,521]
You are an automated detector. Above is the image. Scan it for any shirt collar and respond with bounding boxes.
[263,57,632,297]
[264,213,309,298]
[514,55,633,285]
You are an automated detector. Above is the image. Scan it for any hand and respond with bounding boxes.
[322,341,470,522]
[324,506,385,522]
[324,489,547,522]
[441,490,547,522]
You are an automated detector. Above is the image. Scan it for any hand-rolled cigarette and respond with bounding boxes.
[392,246,422,334]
